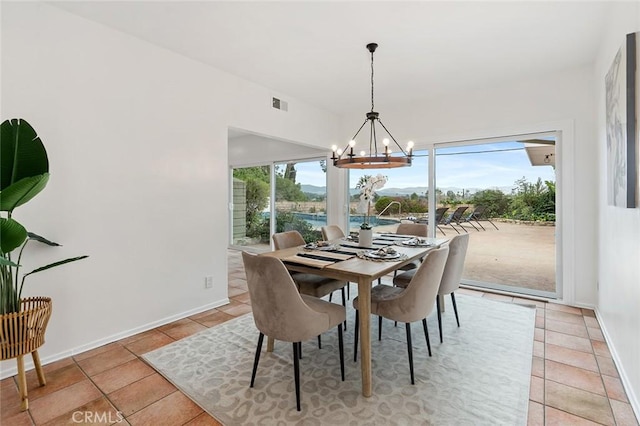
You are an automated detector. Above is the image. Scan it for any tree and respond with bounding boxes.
[470,189,510,217]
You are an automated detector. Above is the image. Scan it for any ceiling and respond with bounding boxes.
[51,1,611,116]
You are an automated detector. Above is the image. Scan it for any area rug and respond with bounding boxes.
[143,294,535,425]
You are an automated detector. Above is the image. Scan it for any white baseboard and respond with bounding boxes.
[0,298,230,380]
[595,307,640,422]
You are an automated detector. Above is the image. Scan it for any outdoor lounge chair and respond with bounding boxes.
[441,206,469,234]
[416,207,448,236]
[461,205,499,230]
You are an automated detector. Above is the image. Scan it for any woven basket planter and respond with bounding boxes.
[0,297,52,410]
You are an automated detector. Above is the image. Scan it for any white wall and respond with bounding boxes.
[340,64,597,307]
[595,1,640,416]
[1,2,340,375]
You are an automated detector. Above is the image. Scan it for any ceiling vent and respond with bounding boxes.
[272,97,288,112]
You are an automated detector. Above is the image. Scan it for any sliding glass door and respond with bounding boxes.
[434,138,557,298]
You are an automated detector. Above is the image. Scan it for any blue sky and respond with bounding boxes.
[292,141,556,192]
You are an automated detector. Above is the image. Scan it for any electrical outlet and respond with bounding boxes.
[204,276,213,289]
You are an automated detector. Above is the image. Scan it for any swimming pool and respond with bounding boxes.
[267,212,399,229]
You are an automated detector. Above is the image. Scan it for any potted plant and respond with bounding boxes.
[356,174,387,247]
[0,118,87,410]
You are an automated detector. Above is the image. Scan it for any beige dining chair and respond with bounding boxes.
[353,245,449,384]
[242,252,345,411]
[393,233,469,343]
[391,223,429,279]
[272,230,348,335]
[321,225,352,299]
[321,225,345,241]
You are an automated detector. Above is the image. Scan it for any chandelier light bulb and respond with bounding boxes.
[360,150,366,156]
[349,140,356,147]
[407,141,414,149]
[337,148,343,155]
[382,138,389,146]
[331,144,338,152]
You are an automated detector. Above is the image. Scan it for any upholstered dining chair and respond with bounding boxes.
[393,233,469,343]
[272,231,347,307]
[353,246,449,384]
[242,252,345,411]
[391,223,429,278]
[321,225,345,241]
[320,225,352,299]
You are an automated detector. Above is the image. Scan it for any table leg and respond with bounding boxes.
[358,277,372,397]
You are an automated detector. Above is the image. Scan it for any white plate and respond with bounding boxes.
[364,251,401,260]
[304,243,337,251]
[401,240,433,247]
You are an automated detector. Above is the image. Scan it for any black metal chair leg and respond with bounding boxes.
[329,292,333,302]
[347,283,350,300]
[318,335,322,349]
[436,296,443,343]
[293,342,301,411]
[405,323,414,385]
[451,293,460,327]
[378,315,383,341]
[338,324,345,381]
[341,287,347,330]
[354,310,359,362]
[250,332,264,387]
[298,341,302,359]
[422,318,432,357]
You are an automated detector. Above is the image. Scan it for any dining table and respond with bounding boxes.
[261,233,448,397]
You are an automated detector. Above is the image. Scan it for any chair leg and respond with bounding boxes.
[298,342,302,359]
[347,283,350,300]
[329,292,333,302]
[451,293,460,327]
[338,324,345,381]
[32,350,46,386]
[378,315,383,341]
[318,335,322,349]
[422,318,432,357]
[250,333,265,388]
[292,342,301,411]
[341,287,347,331]
[450,224,461,234]
[354,310,359,362]
[436,296,443,343]
[405,323,415,385]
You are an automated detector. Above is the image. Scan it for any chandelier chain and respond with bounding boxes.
[370,49,375,112]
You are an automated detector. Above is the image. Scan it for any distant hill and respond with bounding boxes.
[301,184,515,197]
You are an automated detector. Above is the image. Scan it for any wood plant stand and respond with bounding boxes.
[1,297,52,410]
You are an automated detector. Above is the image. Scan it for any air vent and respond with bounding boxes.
[272,97,288,112]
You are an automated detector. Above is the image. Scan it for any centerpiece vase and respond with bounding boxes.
[359,228,373,247]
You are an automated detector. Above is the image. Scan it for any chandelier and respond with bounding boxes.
[331,43,413,169]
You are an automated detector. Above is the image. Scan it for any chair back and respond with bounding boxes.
[434,207,449,223]
[450,206,468,221]
[242,252,332,342]
[376,246,449,323]
[438,233,470,295]
[272,230,305,250]
[396,223,428,237]
[321,225,345,241]
[471,205,486,219]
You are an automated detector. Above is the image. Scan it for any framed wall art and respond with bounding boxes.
[606,32,638,208]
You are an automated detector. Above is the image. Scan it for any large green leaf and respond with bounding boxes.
[0,173,49,212]
[23,255,89,277]
[0,119,49,191]
[0,218,27,254]
[0,257,19,267]
[27,232,61,247]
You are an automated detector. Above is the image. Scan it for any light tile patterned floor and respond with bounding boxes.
[1,250,637,425]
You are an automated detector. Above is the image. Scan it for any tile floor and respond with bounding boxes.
[1,250,638,425]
